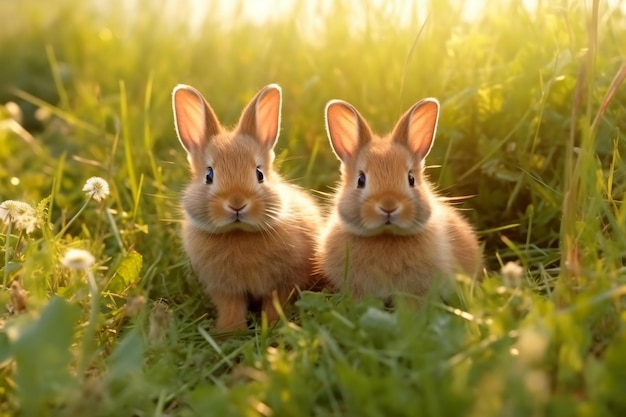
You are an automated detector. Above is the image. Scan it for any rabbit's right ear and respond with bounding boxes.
[325,100,372,162]
[172,85,222,154]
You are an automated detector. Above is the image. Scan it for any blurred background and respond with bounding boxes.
[1,0,625,269]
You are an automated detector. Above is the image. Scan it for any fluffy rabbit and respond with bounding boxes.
[172,83,322,332]
[317,97,481,301]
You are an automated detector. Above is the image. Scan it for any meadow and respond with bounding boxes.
[1,0,626,415]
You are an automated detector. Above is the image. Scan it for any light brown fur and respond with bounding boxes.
[317,98,481,301]
[172,84,322,332]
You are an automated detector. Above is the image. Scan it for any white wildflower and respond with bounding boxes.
[61,249,96,270]
[34,107,52,123]
[82,177,110,202]
[501,261,524,286]
[0,200,38,233]
[0,202,9,223]
[5,101,22,123]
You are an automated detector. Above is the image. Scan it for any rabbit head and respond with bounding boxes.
[172,84,284,234]
[325,98,440,237]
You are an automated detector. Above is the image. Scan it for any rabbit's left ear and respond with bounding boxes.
[325,99,373,163]
[391,98,439,161]
[237,84,282,151]
[172,84,223,154]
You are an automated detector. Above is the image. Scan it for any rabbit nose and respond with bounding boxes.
[228,203,248,213]
[378,206,399,215]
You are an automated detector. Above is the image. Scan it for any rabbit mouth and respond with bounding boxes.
[230,215,247,225]
[220,218,258,233]
[382,213,397,226]
[371,216,417,236]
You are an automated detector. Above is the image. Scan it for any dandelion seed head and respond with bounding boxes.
[35,107,52,123]
[0,200,38,233]
[0,202,10,223]
[501,261,524,286]
[82,177,110,202]
[5,101,22,123]
[62,248,96,270]
[17,215,37,234]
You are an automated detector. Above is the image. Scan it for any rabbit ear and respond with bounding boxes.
[172,85,222,154]
[237,84,282,150]
[325,100,372,162]
[391,98,439,161]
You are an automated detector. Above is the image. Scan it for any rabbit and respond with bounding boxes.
[172,83,323,332]
[317,97,482,302]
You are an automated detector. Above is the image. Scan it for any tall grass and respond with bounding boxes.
[1,0,626,415]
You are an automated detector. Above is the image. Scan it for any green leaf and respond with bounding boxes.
[106,328,145,383]
[12,297,80,416]
[358,307,399,343]
[109,250,143,292]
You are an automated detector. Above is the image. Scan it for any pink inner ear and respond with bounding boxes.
[326,101,360,161]
[173,85,223,156]
[254,87,281,149]
[408,100,439,160]
[173,87,207,153]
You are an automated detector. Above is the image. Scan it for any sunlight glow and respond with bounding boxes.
[186,0,548,28]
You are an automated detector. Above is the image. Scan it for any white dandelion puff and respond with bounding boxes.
[61,249,96,270]
[5,101,22,123]
[0,201,10,223]
[501,261,524,286]
[0,200,38,233]
[82,177,110,202]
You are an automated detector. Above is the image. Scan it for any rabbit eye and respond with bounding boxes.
[408,171,415,187]
[357,171,366,189]
[205,167,214,185]
[256,166,264,183]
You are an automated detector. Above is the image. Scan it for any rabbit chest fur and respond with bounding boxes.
[182,183,319,297]
[320,202,479,298]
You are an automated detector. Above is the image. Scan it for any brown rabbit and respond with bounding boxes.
[172,83,322,332]
[317,97,481,301]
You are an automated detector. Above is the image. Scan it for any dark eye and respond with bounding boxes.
[408,171,415,187]
[357,171,366,189]
[256,166,264,183]
[205,167,213,184]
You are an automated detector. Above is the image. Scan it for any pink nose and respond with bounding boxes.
[379,206,399,215]
[228,204,247,212]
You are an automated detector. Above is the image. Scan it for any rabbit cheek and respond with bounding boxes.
[407,189,432,231]
[245,199,266,226]
[182,184,218,230]
[336,190,367,235]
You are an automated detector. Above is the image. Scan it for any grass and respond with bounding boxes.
[1,0,626,415]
